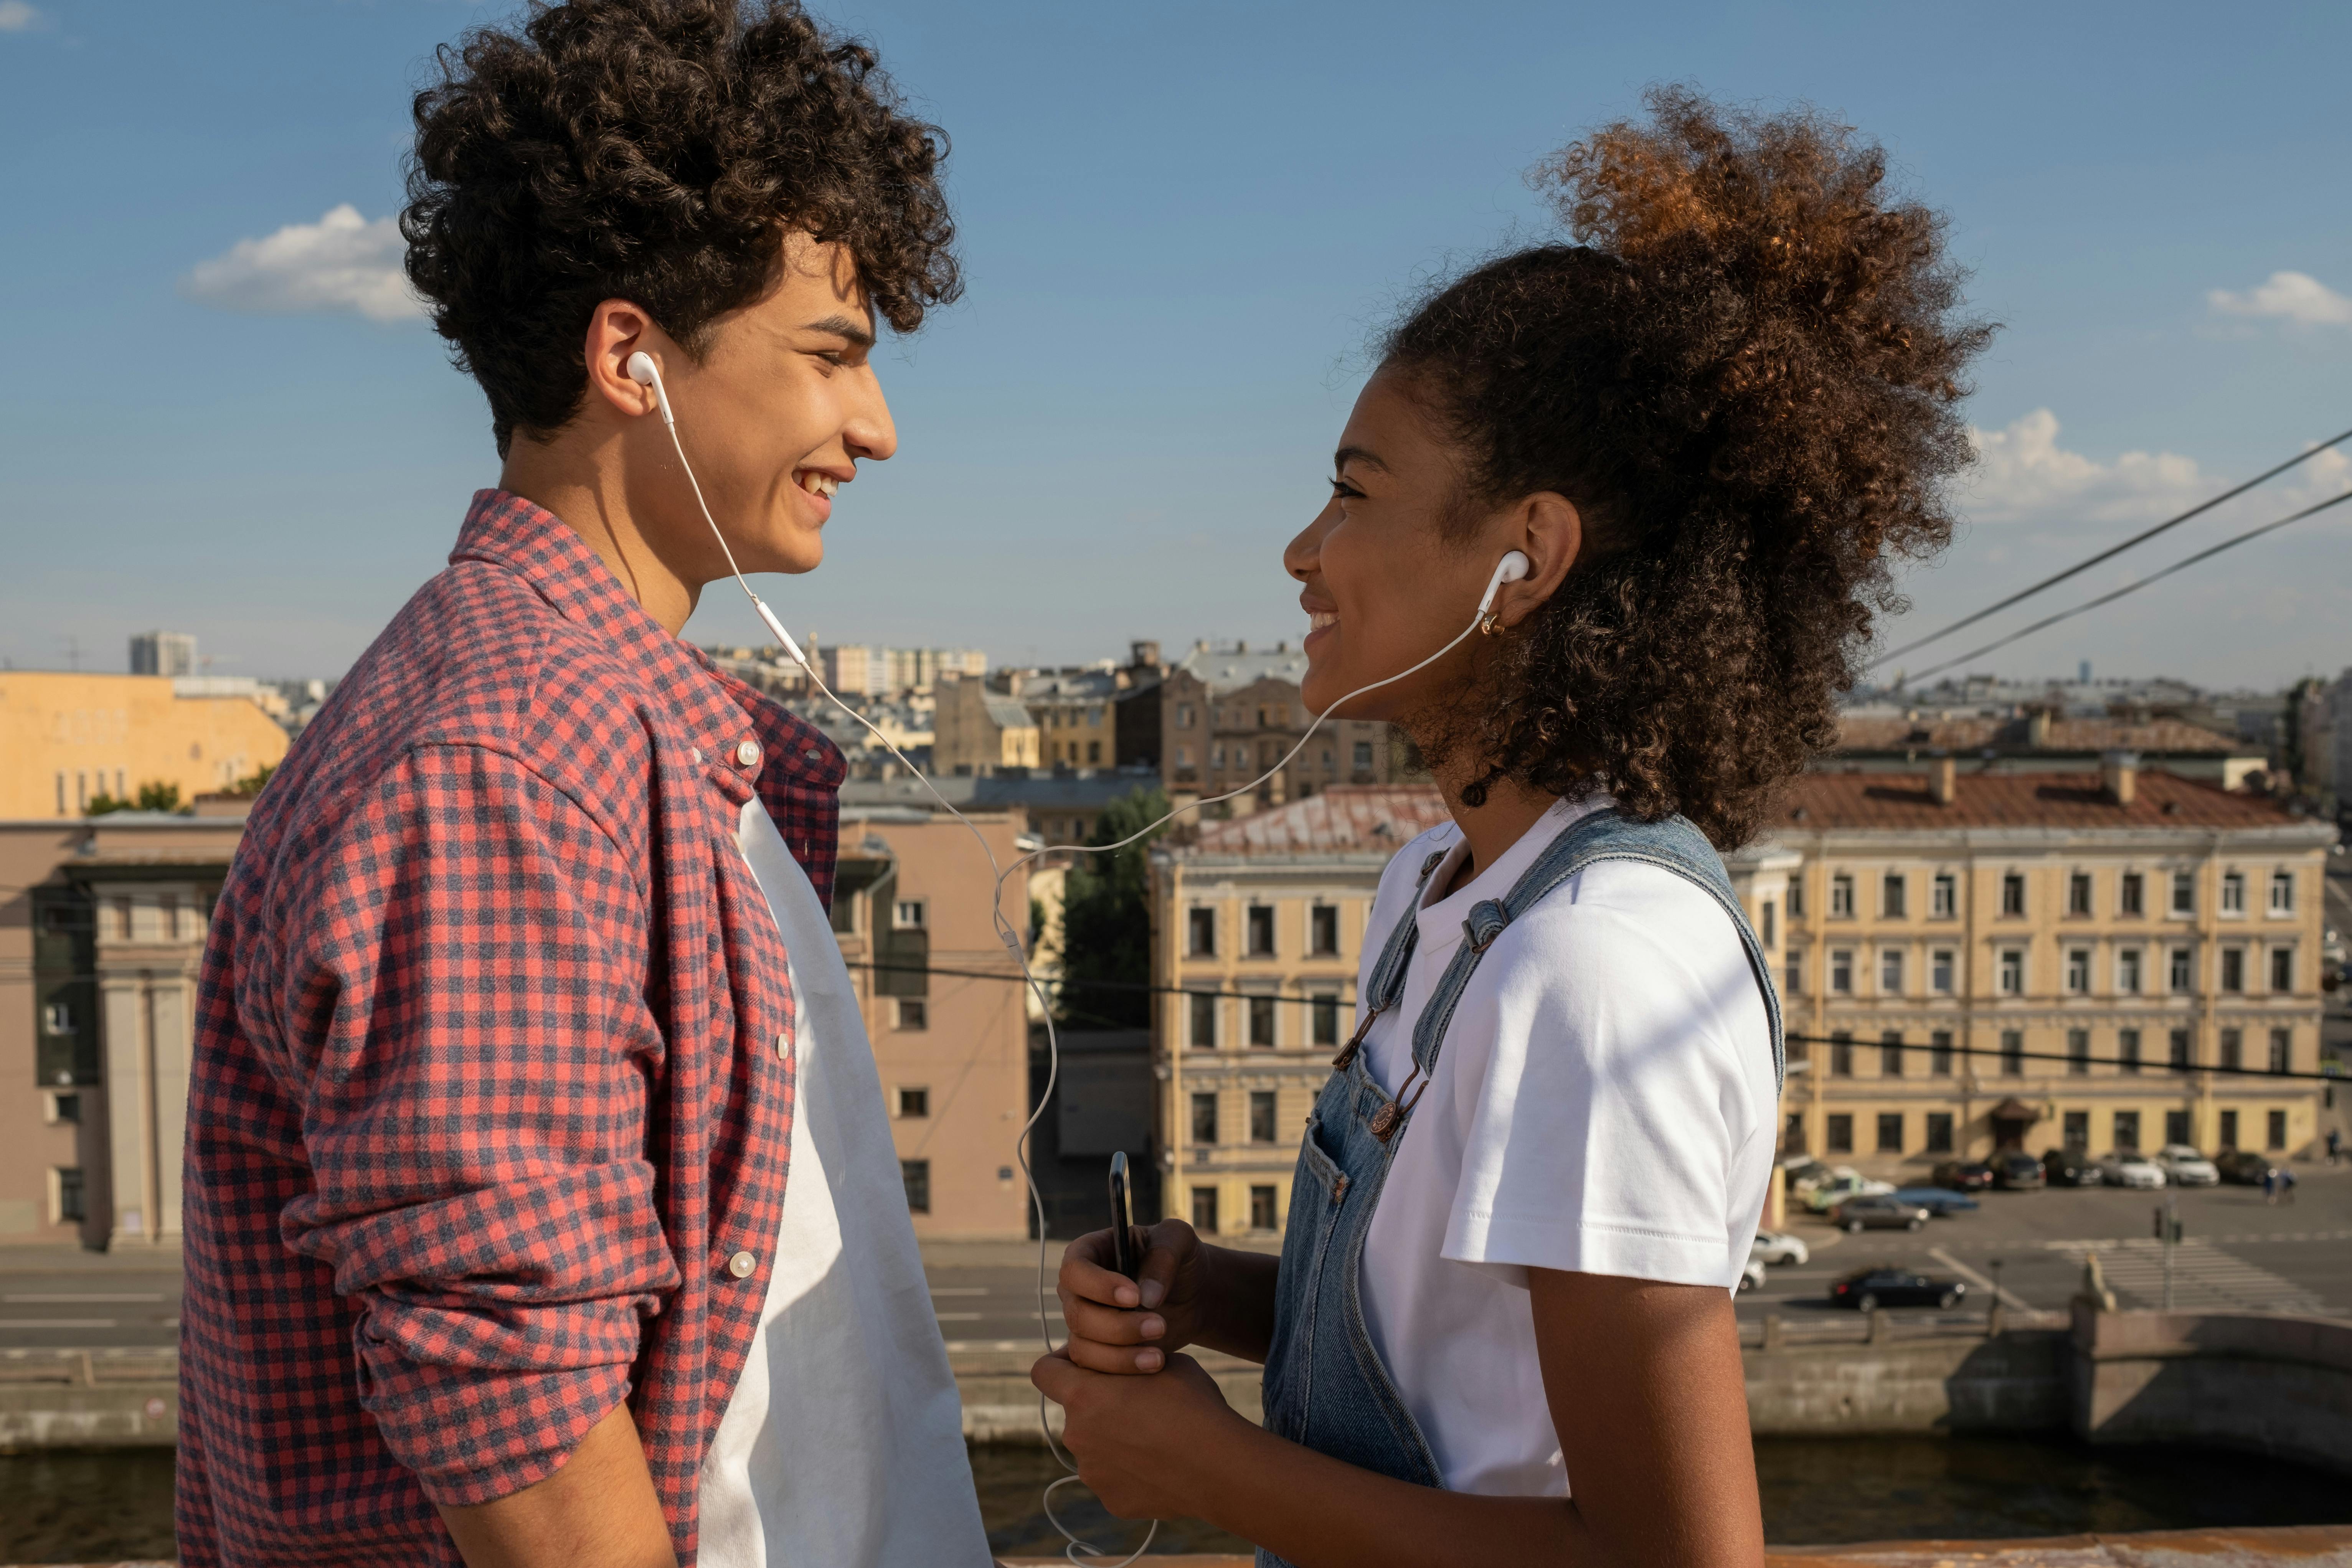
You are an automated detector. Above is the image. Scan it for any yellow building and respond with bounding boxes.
[1777,758,2333,1168]
[931,673,1042,776]
[0,672,289,819]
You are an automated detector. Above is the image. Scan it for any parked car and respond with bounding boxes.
[1829,1268,1967,1312]
[2095,1151,2167,1189]
[2042,1147,2104,1187]
[2154,1144,2220,1187]
[1785,1161,1855,1201]
[2216,1149,2281,1185]
[1752,1231,1811,1267]
[1739,1257,1767,1292]
[1889,1186,1979,1216]
[1830,1195,1932,1233]
[1930,1160,1996,1193]
[1992,1151,2047,1190]
[1804,1172,1896,1213]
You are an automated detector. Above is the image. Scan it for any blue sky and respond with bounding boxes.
[3,0,2349,690]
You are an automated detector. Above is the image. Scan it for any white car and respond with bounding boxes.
[1752,1230,1811,1267]
[1804,1173,1896,1213]
[2154,1144,2219,1186]
[1739,1258,1767,1292]
[2096,1151,2167,1189]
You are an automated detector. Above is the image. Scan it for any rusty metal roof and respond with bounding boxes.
[1779,769,2304,832]
[1183,785,1453,857]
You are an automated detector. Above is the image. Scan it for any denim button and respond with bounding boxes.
[728,1250,757,1279]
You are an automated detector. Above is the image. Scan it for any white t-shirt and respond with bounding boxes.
[695,799,992,1566]
[1355,793,1776,1498]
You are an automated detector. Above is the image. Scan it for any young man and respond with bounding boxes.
[175,4,978,1564]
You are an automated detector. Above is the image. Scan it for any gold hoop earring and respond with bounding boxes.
[1478,611,1506,637]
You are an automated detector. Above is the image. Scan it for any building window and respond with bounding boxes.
[2269,947,2292,992]
[43,1091,81,1126]
[1783,951,1802,997]
[2066,949,2090,994]
[1931,949,1954,994]
[2120,871,2144,916]
[1882,873,1907,919]
[1932,872,1956,918]
[893,899,926,930]
[1192,1186,1220,1234]
[2220,1028,2243,1072]
[2169,1028,2192,1073]
[895,998,928,1032]
[53,1167,84,1225]
[2063,1109,2089,1149]
[2269,1028,2291,1076]
[1830,874,1855,918]
[1249,1185,1278,1231]
[2113,1110,2141,1152]
[2220,949,2245,993]
[1876,1113,1905,1154]
[1211,745,1225,770]
[1925,1112,1954,1153]
[2268,870,2294,914]
[897,1086,930,1118]
[1830,1032,1854,1076]
[1352,741,1373,772]
[2068,872,2093,917]
[2165,1109,2192,1147]
[1311,994,1340,1048]
[1310,905,1339,956]
[1177,703,1195,729]
[1249,1091,1277,1144]
[2067,1028,2090,1074]
[2267,1110,2288,1151]
[1188,907,1216,957]
[1880,949,1904,995]
[1830,950,1853,994]
[1190,1092,1219,1145]
[1787,878,1805,918]
[2118,1028,2141,1075]
[1760,900,1776,949]
[1248,996,1276,1048]
[1825,1114,1854,1154]
[42,1001,73,1035]
[2118,949,2142,995]
[2170,871,2195,916]
[2219,1108,2240,1149]
[1189,991,1217,1049]
[1998,949,2024,995]
[2221,871,2246,914]
[1086,740,1101,764]
[1930,1030,1954,1076]
[1880,1032,1905,1077]
[1176,745,1192,769]
[901,1160,931,1214]
[2001,873,2026,917]
[1246,905,1276,957]
[2000,1029,2024,1076]
[2169,947,2192,992]
[1783,1112,1808,1154]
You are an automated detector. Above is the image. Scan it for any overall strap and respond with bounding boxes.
[1329,847,1449,1071]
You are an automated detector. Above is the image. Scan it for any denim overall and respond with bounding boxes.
[1255,808,1783,1565]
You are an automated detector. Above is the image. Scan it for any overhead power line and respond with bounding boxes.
[1894,487,2352,687]
[1873,423,2352,673]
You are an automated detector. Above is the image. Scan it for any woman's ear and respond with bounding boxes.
[1489,492,1581,629]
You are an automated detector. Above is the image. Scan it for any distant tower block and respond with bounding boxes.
[130,630,197,677]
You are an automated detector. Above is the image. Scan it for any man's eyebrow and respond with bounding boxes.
[802,312,876,349]
[1333,444,1389,473]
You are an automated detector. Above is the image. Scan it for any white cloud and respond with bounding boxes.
[1959,408,2206,526]
[0,2,44,31]
[180,205,421,325]
[2207,270,2352,328]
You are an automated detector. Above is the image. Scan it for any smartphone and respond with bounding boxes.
[1107,1150,1137,1280]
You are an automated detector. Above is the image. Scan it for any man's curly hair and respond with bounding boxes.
[403,0,959,456]
[1389,87,1992,848]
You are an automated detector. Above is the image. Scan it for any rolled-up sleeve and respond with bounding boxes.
[271,742,679,1506]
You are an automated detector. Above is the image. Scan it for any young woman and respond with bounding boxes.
[1031,89,1989,1567]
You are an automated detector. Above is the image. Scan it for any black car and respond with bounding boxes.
[2042,1147,2103,1187]
[1992,1151,2046,1190]
[1931,1160,1995,1193]
[2215,1149,2280,1186]
[1829,1268,1966,1312]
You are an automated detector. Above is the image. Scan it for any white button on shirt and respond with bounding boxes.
[728,1251,758,1279]
[735,739,762,769]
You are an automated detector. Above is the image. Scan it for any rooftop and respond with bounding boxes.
[1836,714,2243,756]
[1179,785,1454,857]
[1174,641,1311,697]
[1778,767,2311,832]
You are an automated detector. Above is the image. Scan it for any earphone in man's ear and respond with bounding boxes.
[625,351,675,427]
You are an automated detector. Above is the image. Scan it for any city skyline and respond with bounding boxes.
[3,2,2349,687]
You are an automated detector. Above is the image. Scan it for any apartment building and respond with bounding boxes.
[1,672,290,819]
[1777,758,2334,1168]
[1157,642,1396,810]
[933,674,1043,776]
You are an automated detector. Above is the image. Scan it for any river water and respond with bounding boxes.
[5,1437,2349,1562]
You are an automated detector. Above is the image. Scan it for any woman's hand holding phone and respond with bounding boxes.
[1055,1218,1216,1375]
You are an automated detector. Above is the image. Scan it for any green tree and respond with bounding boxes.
[1054,787,1169,1029]
[228,762,276,799]
[84,780,184,817]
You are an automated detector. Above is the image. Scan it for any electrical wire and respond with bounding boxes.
[1871,423,2352,672]
[1893,487,2352,687]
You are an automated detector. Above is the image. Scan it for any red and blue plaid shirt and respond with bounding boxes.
[178,491,843,1566]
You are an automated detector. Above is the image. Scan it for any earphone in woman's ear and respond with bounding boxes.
[1481,550,1531,615]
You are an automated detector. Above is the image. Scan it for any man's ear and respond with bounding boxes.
[1489,492,1582,629]
[584,300,665,421]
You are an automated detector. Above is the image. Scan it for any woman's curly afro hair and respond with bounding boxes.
[403,0,959,456]
[1389,87,1992,848]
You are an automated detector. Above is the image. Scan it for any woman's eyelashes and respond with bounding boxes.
[1328,475,1364,500]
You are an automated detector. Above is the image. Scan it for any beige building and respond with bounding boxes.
[1158,643,1398,811]
[932,673,1043,776]
[1776,759,2333,1169]
[1,671,289,819]
[0,814,245,1246]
